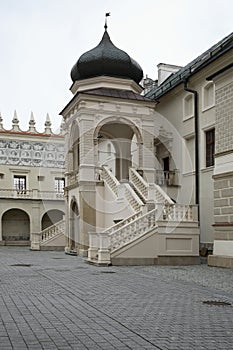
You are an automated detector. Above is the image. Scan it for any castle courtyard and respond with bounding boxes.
[0,247,232,350]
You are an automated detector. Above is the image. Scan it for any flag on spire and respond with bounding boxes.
[104,12,111,30]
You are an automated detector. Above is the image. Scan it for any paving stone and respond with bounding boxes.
[0,247,233,350]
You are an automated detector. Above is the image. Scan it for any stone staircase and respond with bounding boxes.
[88,167,199,266]
[102,165,144,212]
[31,219,65,251]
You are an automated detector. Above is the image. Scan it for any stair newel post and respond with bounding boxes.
[88,232,99,261]
[98,232,111,265]
[30,232,41,251]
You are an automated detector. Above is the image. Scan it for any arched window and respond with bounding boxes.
[183,94,194,119]
[203,82,215,110]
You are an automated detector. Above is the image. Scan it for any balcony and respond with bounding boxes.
[0,189,64,200]
[155,170,180,187]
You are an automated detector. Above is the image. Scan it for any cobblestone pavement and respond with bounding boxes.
[0,247,233,350]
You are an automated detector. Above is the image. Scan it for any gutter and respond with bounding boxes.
[183,81,200,222]
[147,43,233,100]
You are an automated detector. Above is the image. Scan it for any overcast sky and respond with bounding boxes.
[0,0,232,133]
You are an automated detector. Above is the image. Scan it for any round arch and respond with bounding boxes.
[68,120,80,173]
[94,116,143,180]
[2,208,30,241]
[69,197,79,250]
[41,209,65,230]
[69,120,80,150]
[94,116,143,144]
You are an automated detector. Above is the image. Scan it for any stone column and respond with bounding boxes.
[78,181,96,256]
[64,190,70,253]
[77,117,97,256]
[30,201,41,248]
[208,66,233,268]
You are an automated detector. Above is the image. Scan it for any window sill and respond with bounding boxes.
[202,104,215,113]
[201,166,214,173]
[183,114,194,122]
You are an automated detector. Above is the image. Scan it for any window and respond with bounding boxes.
[73,139,80,171]
[206,129,215,167]
[55,178,65,194]
[183,94,194,119]
[14,175,26,193]
[203,82,215,110]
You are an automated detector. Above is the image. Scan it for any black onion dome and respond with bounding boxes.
[71,30,143,84]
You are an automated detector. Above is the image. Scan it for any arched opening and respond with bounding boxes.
[41,209,64,230]
[70,200,79,250]
[95,118,142,181]
[2,209,30,241]
[154,128,177,186]
[70,121,80,174]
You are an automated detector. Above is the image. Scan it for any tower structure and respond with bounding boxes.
[60,24,157,256]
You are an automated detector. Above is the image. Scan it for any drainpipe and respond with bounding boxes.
[183,80,200,222]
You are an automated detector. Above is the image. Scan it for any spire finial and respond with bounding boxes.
[44,113,52,134]
[104,12,110,31]
[28,111,37,133]
[12,110,20,131]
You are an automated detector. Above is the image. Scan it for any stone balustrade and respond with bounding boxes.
[124,183,144,212]
[0,189,64,200]
[30,219,65,250]
[41,219,65,242]
[129,167,174,205]
[88,203,198,264]
[101,165,120,197]
[160,204,198,222]
[108,207,158,253]
[105,210,143,235]
[155,170,180,186]
[153,184,174,204]
[129,167,149,201]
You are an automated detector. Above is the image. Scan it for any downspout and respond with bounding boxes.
[183,80,200,222]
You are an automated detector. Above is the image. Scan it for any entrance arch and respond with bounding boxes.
[2,209,30,241]
[94,117,143,181]
[41,209,64,230]
[70,199,79,250]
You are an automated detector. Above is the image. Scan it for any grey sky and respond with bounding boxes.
[0,0,232,132]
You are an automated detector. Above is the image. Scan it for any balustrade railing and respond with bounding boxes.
[160,204,198,222]
[129,167,149,201]
[129,167,174,205]
[124,183,144,212]
[101,166,120,197]
[104,210,143,235]
[41,219,65,243]
[108,208,158,252]
[0,189,64,200]
[88,203,198,263]
[153,184,174,205]
[156,170,179,186]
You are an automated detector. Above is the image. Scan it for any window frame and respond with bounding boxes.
[14,175,27,194]
[202,81,215,111]
[183,93,194,120]
[205,128,215,168]
[54,177,65,194]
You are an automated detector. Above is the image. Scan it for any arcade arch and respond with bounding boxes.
[94,117,142,181]
[2,209,30,241]
[41,209,64,230]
